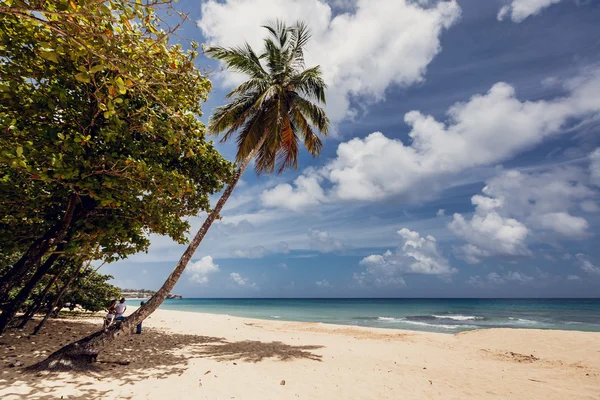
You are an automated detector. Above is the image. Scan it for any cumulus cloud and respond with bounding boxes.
[355,228,455,286]
[504,271,534,283]
[486,271,534,284]
[308,229,347,253]
[198,0,461,123]
[186,256,220,284]
[262,69,600,210]
[576,254,600,275]
[230,272,258,288]
[261,175,326,212]
[436,209,446,217]
[316,279,331,287]
[450,164,597,263]
[487,272,505,284]
[497,0,562,23]
[567,274,581,281]
[466,275,484,287]
[450,195,530,264]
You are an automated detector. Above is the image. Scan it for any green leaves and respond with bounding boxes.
[75,72,90,83]
[1,0,234,267]
[90,64,105,74]
[40,50,59,63]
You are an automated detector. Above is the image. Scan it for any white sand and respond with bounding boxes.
[1,308,599,399]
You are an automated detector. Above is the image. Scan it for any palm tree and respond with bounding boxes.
[31,20,329,370]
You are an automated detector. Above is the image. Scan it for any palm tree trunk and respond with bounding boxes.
[28,137,266,371]
[17,267,65,329]
[0,192,78,301]
[0,252,62,334]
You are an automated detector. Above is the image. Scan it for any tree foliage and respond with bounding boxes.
[0,0,234,266]
[62,271,121,313]
[0,0,234,332]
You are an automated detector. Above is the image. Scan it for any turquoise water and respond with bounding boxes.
[154,298,600,334]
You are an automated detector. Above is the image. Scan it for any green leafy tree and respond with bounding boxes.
[0,0,233,303]
[33,20,329,370]
[62,271,121,313]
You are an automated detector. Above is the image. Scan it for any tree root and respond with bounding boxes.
[25,350,100,373]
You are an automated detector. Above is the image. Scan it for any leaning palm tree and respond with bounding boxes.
[31,20,329,370]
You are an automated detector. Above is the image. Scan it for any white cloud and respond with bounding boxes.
[316,279,331,287]
[466,275,484,287]
[278,263,288,269]
[590,148,600,186]
[230,272,258,288]
[198,0,461,123]
[186,256,220,284]
[497,0,562,23]
[534,212,589,237]
[567,275,581,281]
[504,271,534,283]
[355,228,455,286]
[262,69,600,209]
[486,271,534,284]
[450,164,598,263]
[480,167,594,237]
[487,272,505,284]
[308,229,346,253]
[232,246,267,259]
[261,175,326,212]
[450,195,530,264]
[576,254,600,276]
[436,209,446,217]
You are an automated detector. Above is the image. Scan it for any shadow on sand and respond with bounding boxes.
[0,317,323,399]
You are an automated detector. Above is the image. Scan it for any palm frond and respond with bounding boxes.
[290,92,329,134]
[208,93,258,136]
[290,107,322,156]
[288,21,311,69]
[204,44,267,79]
[226,78,270,98]
[289,66,327,104]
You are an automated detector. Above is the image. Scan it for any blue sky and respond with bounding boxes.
[106,0,600,298]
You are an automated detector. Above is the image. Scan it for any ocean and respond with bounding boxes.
[153,298,600,334]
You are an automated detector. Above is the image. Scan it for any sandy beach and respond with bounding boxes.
[1,308,599,399]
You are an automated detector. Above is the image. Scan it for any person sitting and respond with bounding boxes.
[136,301,145,334]
[115,297,127,322]
[104,299,117,330]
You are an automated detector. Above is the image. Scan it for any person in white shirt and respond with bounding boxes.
[115,297,127,321]
[104,299,117,330]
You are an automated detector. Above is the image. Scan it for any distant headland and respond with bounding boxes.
[119,288,182,300]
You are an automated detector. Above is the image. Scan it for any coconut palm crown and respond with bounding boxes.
[205,20,330,174]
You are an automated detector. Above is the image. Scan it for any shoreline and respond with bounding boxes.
[2,308,599,399]
[134,306,599,335]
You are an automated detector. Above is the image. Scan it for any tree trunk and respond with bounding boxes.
[0,192,78,300]
[17,267,65,329]
[28,137,265,371]
[0,252,62,334]
[33,262,82,335]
